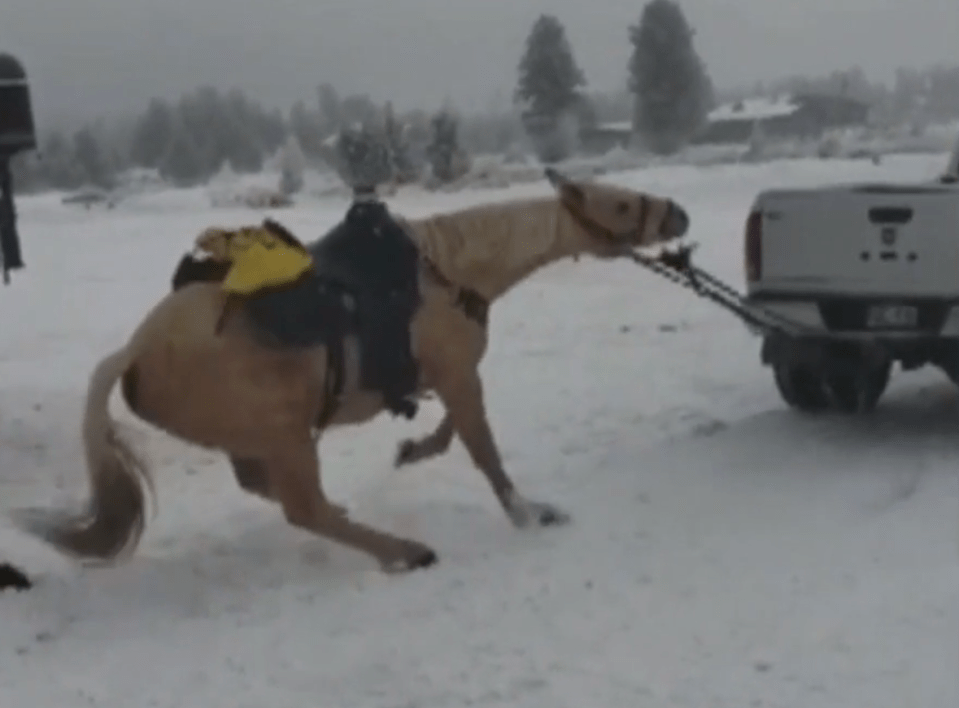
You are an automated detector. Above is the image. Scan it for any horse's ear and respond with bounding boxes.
[544,167,567,188]
[545,167,584,204]
[560,181,585,206]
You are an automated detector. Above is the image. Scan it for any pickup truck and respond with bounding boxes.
[742,133,959,413]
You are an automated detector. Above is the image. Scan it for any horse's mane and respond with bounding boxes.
[402,195,565,281]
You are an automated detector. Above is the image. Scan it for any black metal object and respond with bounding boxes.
[0,52,36,284]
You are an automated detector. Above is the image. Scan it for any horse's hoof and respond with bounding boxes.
[382,542,438,574]
[394,439,417,468]
[506,494,572,529]
[535,504,571,526]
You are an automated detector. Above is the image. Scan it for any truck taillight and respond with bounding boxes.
[744,211,762,282]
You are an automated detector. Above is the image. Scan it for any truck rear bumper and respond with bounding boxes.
[742,294,959,340]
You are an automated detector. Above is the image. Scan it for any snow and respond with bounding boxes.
[708,96,800,122]
[1,153,956,708]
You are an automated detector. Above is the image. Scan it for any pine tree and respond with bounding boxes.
[129,98,175,169]
[426,109,460,183]
[317,83,342,135]
[278,134,306,195]
[515,14,586,119]
[289,100,324,161]
[72,127,112,188]
[335,124,391,188]
[628,0,714,154]
[37,131,85,190]
[159,127,204,187]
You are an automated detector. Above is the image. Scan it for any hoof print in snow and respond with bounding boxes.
[0,563,32,592]
[658,320,690,333]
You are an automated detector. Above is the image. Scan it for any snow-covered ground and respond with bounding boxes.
[0,154,956,708]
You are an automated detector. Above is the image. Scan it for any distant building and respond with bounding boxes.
[575,92,870,154]
[692,93,870,145]
[577,120,633,154]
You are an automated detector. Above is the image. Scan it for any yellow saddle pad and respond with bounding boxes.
[194,223,314,296]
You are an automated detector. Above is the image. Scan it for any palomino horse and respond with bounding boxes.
[14,168,690,574]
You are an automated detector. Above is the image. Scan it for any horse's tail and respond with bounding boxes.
[17,345,154,564]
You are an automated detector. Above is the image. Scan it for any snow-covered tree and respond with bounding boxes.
[515,14,586,119]
[628,0,714,154]
[278,134,306,195]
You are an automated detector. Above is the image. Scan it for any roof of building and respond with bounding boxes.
[707,96,800,123]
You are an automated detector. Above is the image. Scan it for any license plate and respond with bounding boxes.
[866,304,918,328]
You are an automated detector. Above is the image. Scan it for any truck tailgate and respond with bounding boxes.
[758,183,959,296]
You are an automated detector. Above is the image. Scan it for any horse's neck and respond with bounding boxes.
[410,198,583,301]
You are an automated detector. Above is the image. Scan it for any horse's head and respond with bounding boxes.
[545,167,690,258]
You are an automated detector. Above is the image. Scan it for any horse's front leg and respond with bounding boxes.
[434,369,570,528]
[394,413,455,468]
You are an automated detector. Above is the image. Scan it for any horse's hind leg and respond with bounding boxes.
[264,441,437,572]
[394,414,454,468]
[434,369,570,528]
[230,456,273,499]
[229,455,347,516]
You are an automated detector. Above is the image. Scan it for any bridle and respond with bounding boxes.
[557,192,656,257]
[557,191,698,278]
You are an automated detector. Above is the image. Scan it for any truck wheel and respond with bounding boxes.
[824,364,891,414]
[772,362,830,413]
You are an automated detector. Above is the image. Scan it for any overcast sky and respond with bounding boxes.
[2,0,957,127]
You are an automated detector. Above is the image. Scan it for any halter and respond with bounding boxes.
[556,190,699,286]
[557,191,652,254]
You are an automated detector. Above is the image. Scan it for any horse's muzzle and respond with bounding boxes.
[665,201,690,238]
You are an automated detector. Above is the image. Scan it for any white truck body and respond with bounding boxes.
[740,133,959,413]
[744,136,959,339]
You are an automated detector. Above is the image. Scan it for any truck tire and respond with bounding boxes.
[824,364,891,414]
[772,362,831,413]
